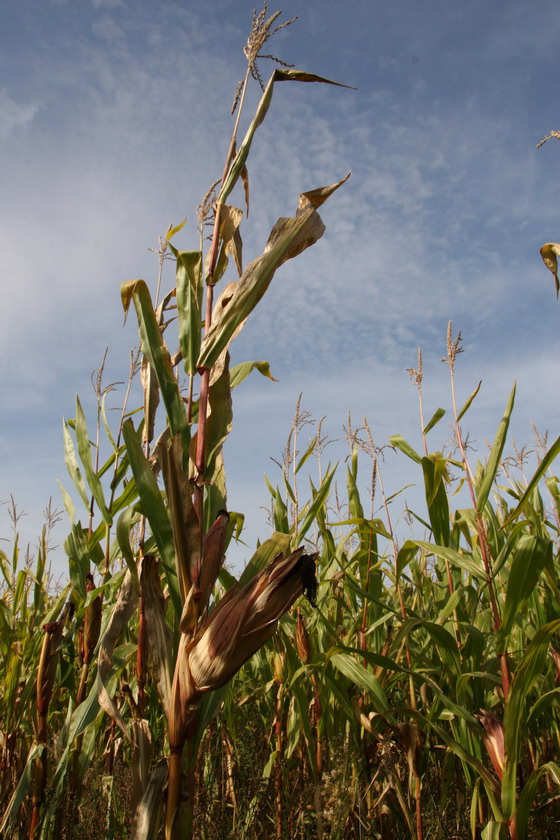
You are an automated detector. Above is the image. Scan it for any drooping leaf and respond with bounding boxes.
[329,650,390,715]
[97,570,137,738]
[411,540,486,581]
[130,758,168,840]
[197,176,349,370]
[219,68,352,205]
[540,242,560,297]
[389,434,422,464]
[229,360,278,389]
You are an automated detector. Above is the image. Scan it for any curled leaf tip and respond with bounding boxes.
[540,242,560,298]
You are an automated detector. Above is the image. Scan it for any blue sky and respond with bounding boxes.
[2,0,560,575]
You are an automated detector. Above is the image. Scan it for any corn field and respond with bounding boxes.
[2,7,560,840]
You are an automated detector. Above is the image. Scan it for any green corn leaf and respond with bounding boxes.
[273,490,289,534]
[423,407,446,435]
[396,540,419,582]
[389,434,422,464]
[64,523,90,599]
[502,435,560,526]
[497,535,552,647]
[116,506,140,591]
[481,822,508,840]
[502,618,560,821]
[527,687,560,727]
[422,454,450,545]
[57,478,76,523]
[121,279,190,466]
[476,382,516,513]
[457,380,482,422]
[411,540,485,581]
[297,463,337,542]
[75,397,112,525]
[229,360,278,389]
[175,249,202,377]
[295,436,317,474]
[329,650,390,715]
[62,418,90,511]
[122,419,180,617]
[407,709,500,799]
[100,391,117,451]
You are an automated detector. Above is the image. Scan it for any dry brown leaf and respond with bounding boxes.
[97,570,137,738]
[141,556,173,720]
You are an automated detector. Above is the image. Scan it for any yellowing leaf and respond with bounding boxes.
[166,218,186,241]
[540,242,560,297]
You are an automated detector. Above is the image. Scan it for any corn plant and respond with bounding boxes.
[0,7,350,840]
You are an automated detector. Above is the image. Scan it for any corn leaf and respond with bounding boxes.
[197,176,349,370]
[457,380,482,422]
[389,434,422,464]
[540,242,560,297]
[229,360,277,389]
[502,618,560,820]
[298,464,337,542]
[156,433,198,603]
[411,540,486,581]
[75,397,112,524]
[96,571,137,738]
[423,407,446,435]
[62,419,90,511]
[330,650,389,714]
[141,556,173,719]
[121,279,190,462]
[502,435,560,526]
[476,382,516,513]
[130,758,168,840]
[175,249,202,377]
[122,419,181,617]
[219,68,352,206]
[497,535,552,647]
[516,762,560,840]
[0,743,44,835]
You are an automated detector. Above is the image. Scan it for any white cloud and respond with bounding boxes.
[0,88,37,140]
